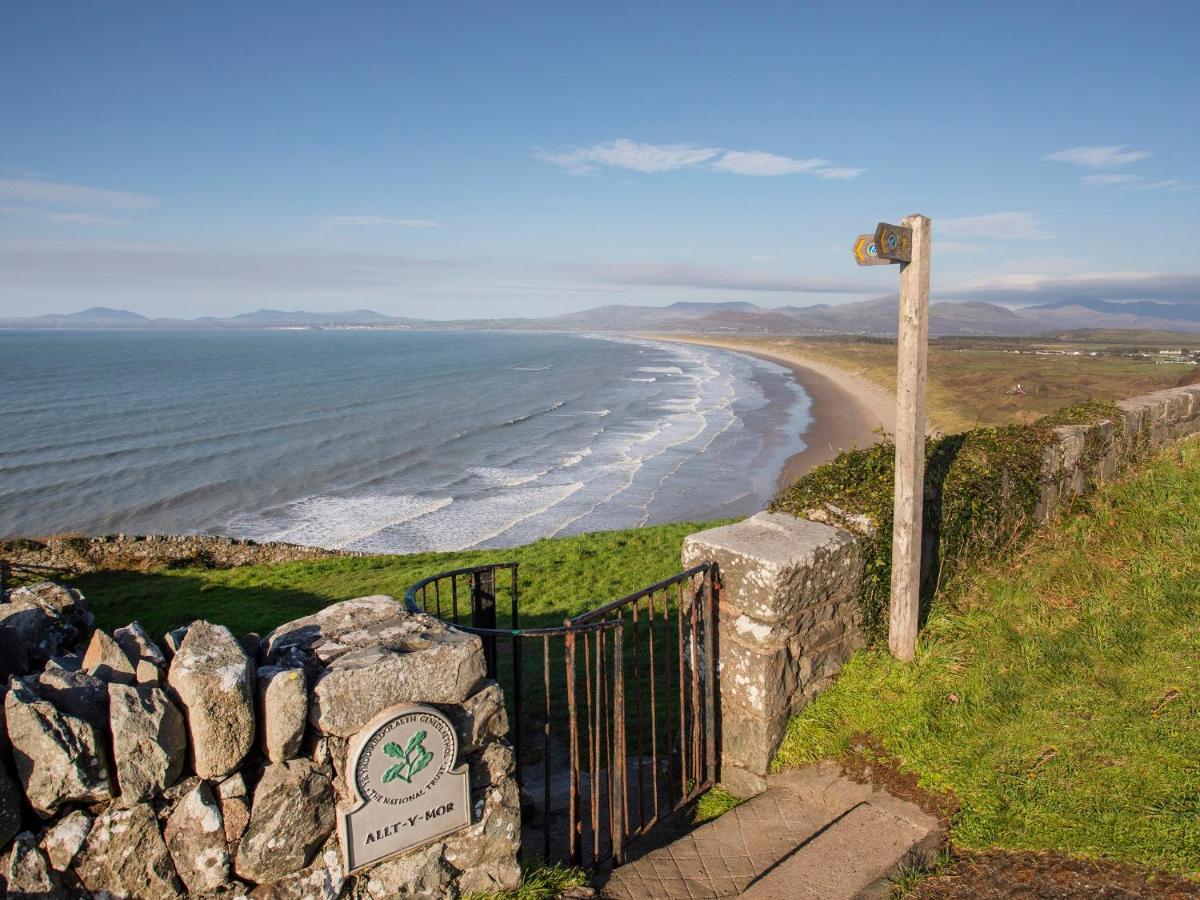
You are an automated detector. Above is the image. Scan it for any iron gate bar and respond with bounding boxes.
[404,560,717,873]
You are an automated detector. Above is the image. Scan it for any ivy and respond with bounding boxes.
[767,401,1128,640]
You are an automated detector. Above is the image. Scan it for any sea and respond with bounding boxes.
[0,329,809,552]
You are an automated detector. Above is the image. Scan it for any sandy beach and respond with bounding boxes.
[655,336,897,490]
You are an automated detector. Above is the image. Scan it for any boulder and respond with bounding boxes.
[5,677,112,816]
[0,581,93,677]
[82,629,136,685]
[75,802,181,899]
[256,666,307,762]
[248,838,344,900]
[235,759,334,883]
[167,620,256,778]
[308,626,484,737]
[114,620,167,667]
[109,682,187,804]
[39,809,92,872]
[5,831,63,898]
[33,659,108,730]
[355,841,453,898]
[164,781,231,892]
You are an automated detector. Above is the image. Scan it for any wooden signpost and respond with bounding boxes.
[853,214,932,662]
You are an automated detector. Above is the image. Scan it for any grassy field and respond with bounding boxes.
[704,334,1194,433]
[69,520,726,637]
[773,437,1200,875]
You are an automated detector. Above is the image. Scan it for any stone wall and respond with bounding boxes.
[0,533,361,574]
[685,383,1200,797]
[0,583,520,897]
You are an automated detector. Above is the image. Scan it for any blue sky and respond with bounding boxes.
[1,1,1198,319]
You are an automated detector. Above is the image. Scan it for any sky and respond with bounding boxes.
[1,1,1198,319]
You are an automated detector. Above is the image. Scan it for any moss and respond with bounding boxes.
[768,401,1127,639]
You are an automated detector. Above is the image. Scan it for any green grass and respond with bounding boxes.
[463,863,588,900]
[69,520,730,638]
[692,785,744,824]
[773,438,1200,875]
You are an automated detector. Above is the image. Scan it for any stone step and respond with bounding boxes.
[597,762,943,899]
[739,801,938,899]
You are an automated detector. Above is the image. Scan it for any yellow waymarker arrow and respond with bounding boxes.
[853,233,890,266]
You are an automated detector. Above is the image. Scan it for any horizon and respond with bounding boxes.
[2,2,1199,319]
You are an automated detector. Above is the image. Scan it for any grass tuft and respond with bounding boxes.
[463,863,588,900]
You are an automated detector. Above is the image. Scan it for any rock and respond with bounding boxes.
[109,682,187,804]
[442,778,521,895]
[235,759,335,883]
[468,740,515,792]
[355,841,453,898]
[137,659,162,685]
[76,802,182,898]
[309,628,484,737]
[261,596,411,667]
[5,831,63,897]
[163,625,189,659]
[39,809,92,872]
[114,620,167,668]
[5,677,112,816]
[33,659,108,730]
[164,781,231,892]
[82,629,136,684]
[0,581,93,678]
[257,666,307,762]
[0,764,22,848]
[217,772,251,846]
[248,838,344,900]
[450,681,508,754]
[167,620,256,778]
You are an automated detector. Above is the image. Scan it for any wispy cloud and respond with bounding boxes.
[536,139,722,175]
[1081,173,1141,187]
[1043,145,1151,168]
[939,211,1052,240]
[0,178,157,209]
[941,271,1200,304]
[311,215,446,228]
[0,206,126,226]
[537,138,863,179]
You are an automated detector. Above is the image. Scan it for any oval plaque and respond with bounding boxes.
[337,705,471,873]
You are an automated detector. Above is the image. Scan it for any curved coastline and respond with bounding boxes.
[649,335,896,490]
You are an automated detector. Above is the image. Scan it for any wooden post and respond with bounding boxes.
[888,214,931,662]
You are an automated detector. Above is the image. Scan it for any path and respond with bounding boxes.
[599,762,944,899]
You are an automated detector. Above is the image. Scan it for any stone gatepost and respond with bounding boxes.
[683,512,865,797]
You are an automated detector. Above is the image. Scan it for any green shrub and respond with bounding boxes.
[768,401,1128,639]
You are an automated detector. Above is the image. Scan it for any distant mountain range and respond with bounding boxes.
[6,297,1200,337]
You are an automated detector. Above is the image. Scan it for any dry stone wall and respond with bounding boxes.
[685,383,1200,797]
[0,585,520,898]
[0,533,360,574]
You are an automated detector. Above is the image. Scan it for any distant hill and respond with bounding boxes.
[4,296,1200,337]
[33,307,148,323]
[224,308,396,325]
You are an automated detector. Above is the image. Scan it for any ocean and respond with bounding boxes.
[0,329,809,552]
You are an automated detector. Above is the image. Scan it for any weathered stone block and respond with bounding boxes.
[257,665,308,762]
[109,682,187,804]
[167,620,256,778]
[235,759,335,883]
[75,802,181,898]
[6,677,112,816]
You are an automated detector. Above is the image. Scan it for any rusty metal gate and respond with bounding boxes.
[404,562,718,871]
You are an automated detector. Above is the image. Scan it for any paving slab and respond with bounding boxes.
[598,762,942,900]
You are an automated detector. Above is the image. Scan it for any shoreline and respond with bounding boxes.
[653,335,896,490]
